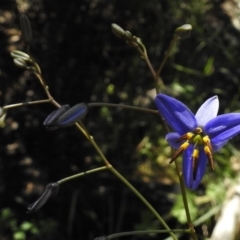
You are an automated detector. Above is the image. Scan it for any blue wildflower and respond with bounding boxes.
[155,94,240,190]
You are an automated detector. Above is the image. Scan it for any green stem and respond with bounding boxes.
[34,72,61,108]
[57,166,108,184]
[87,103,158,114]
[72,122,177,239]
[156,35,179,77]
[85,134,177,240]
[109,167,178,240]
[174,162,198,240]
[31,59,177,239]
[134,43,161,93]
[3,99,51,110]
[107,229,190,240]
[143,53,162,93]
[141,31,197,239]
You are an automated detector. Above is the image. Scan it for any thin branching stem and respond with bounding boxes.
[87,103,158,114]
[107,229,190,240]
[174,162,198,240]
[3,99,51,110]
[28,63,178,239]
[138,32,198,239]
[156,35,179,77]
[57,166,108,184]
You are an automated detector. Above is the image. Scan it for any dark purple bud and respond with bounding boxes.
[56,103,88,127]
[20,14,32,43]
[27,182,59,213]
[43,105,70,130]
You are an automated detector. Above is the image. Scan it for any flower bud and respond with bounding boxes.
[11,50,30,61]
[56,103,88,127]
[111,23,125,39]
[27,182,59,213]
[13,58,28,68]
[20,14,32,43]
[43,105,70,130]
[175,24,192,38]
[124,31,133,41]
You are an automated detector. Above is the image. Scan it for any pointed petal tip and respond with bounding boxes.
[205,113,240,143]
[195,95,219,127]
[155,94,197,134]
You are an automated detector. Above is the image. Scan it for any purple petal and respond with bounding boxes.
[182,146,208,190]
[195,96,219,127]
[211,139,228,152]
[166,132,181,149]
[155,94,197,135]
[204,113,240,143]
[43,105,70,127]
[56,103,88,127]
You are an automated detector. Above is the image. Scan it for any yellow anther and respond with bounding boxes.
[192,149,199,180]
[170,126,215,173]
[177,132,194,142]
[203,135,212,151]
[192,149,199,159]
[204,146,214,170]
[170,141,189,163]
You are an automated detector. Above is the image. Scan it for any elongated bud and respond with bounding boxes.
[175,24,192,38]
[43,105,70,130]
[13,58,28,68]
[111,23,125,39]
[124,30,133,41]
[10,50,30,61]
[56,103,88,127]
[20,14,32,43]
[27,182,59,213]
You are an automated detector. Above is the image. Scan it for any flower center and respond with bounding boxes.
[170,127,214,178]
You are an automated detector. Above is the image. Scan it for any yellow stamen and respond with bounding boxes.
[203,135,212,151]
[192,149,199,159]
[177,132,194,142]
[170,142,189,163]
[169,127,215,173]
[192,149,199,180]
[204,146,214,170]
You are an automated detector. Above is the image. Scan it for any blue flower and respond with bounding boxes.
[155,94,240,190]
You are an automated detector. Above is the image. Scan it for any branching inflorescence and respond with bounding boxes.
[6,13,239,240]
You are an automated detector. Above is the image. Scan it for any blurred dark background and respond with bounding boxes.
[1,0,240,239]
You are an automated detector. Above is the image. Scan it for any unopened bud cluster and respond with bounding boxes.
[111,23,136,43]
[10,50,41,74]
[111,23,145,52]
[44,103,88,130]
